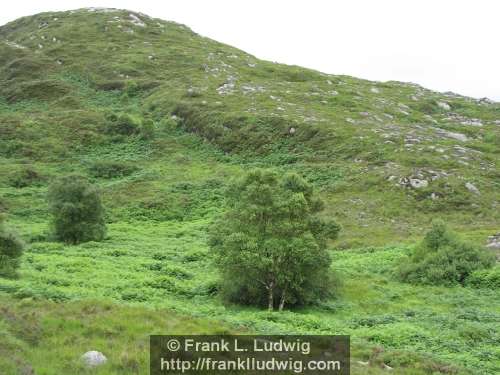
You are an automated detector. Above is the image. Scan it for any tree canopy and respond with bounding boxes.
[48,175,106,244]
[209,169,340,311]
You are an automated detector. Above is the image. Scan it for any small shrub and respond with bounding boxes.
[146,262,163,271]
[13,286,70,302]
[163,265,193,280]
[47,175,106,244]
[88,160,139,179]
[152,252,169,261]
[105,112,141,136]
[107,250,128,257]
[457,323,491,343]
[0,215,24,278]
[157,117,178,133]
[124,81,140,97]
[397,220,495,286]
[182,250,206,263]
[8,166,45,188]
[483,132,500,147]
[144,275,177,290]
[121,290,147,302]
[104,112,154,139]
[140,118,155,140]
[466,267,500,289]
[412,99,439,114]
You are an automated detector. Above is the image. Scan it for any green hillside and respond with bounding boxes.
[0,8,499,374]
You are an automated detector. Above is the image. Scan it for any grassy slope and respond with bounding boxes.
[0,8,498,241]
[0,7,499,375]
[0,295,232,375]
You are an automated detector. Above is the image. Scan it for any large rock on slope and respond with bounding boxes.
[81,351,107,367]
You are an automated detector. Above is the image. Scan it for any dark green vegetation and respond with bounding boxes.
[0,214,24,277]
[0,7,498,375]
[398,220,495,286]
[48,175,106,244]
[210,170,340,310]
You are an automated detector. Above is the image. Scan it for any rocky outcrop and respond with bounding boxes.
[81,351,107,367]
[437,101,451,111]
[465,182,480,195]
[486,234,500,250]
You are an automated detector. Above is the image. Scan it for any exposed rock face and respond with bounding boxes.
[399,177,428,189]
[465,182,480,195]
[436,129,468,142]
[437,101,451,111]
[460,119,483,127]
[409,179,428,189]
[81,351,107,367]
[129,13,146,27]
[5,40,26,49]
[486,234,500,249]
[216,76,236,95]
[478,97,495,105]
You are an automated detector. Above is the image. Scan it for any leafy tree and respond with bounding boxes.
[209,169,340,311]
[48,176,106,244]
[0,214,24,278]
[398,220,495,286]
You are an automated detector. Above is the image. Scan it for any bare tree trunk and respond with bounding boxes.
[278,289,286,311]
[267,282,274,311]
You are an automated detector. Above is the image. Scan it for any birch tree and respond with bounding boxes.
[210,169,340,311]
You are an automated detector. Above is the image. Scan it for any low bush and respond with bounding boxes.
[105,112,141,136]
[466,267,500,289]
[88,160,139,179]
[8,166,45,188]
[124,81,140,97]
[397,220,495,286]
[163,265,193,279]
[139,118,155,140]
[0,215,24,278]
[411,99,440,114]
[104,112,155,139]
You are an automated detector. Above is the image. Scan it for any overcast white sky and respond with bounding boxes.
[1,0,499,100]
